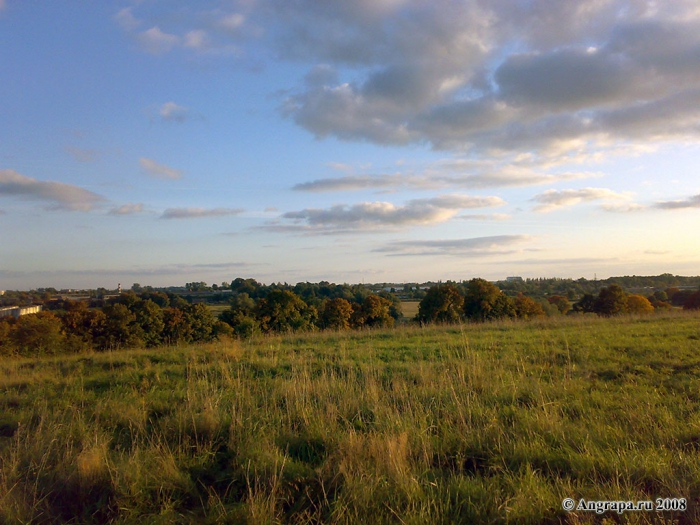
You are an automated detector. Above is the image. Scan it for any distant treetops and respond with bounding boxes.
[416,279,699,325]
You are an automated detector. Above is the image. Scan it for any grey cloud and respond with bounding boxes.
[599,202,647,213]
[494,48,632,111]
[274,2,700,156]
[109,203,145,215]
[122,2,700,158]
[455,213,511,221]
[377,235,532,256]
[491,256,618,266]
[139,158,184,180]
[161,207,244,219]
[654,194,700,210]
[276,194,504,233]
[293,165,599,192]
[531,187,628,212]
[0,169,106,211]
[293,174,403,192]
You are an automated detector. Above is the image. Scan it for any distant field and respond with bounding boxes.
[206,303,230,317]
[1,312,699,523]
[400,300,420,321]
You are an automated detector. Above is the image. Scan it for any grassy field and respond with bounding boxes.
[400,300,420,322]
[1,313,699,524]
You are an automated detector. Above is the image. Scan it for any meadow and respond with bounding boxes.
[1,312,699,524]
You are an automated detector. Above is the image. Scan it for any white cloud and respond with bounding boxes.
[0,169,106,211]
[221,13,245,31]
[184,30,210,50]
[137,26,179,54]
[531,187,629,212]
[109,203,145,215]
[377,235,533,256]
[158,102,190,123]
[114,7,140,31]
[161,207,244,219]
[139,158,184,180]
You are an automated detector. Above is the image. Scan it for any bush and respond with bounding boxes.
[626,294,654,315]
[683,290,700,311]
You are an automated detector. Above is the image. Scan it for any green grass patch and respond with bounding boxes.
[1,313,699,523]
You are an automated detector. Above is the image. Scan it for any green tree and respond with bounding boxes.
[573,293,596,313]
[321,297,354,330]
[61,301,106,351]
[186,303,217,342]
[10,312,66,356]
[132,299,165,347]
[416,284,464,324]
[463,279,515,322]
[594,285,628,317]
[547,295,572,315]
[514,294,546,319]
[162,307,193,345]
[683,290,700,311]
[100,303,141,349]
[256,290,317,333]
[353,295,394,329]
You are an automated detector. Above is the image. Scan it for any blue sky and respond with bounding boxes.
[1,0,700,290]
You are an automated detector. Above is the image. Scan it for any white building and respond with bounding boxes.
[0,305,43,319]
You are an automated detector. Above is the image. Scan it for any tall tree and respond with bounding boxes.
[594,285,628,317]
[256,290,317,333]
[416,284,464,324]
[321,297,354,330]
[463,279,515,322]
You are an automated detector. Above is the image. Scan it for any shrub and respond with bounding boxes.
[626,294,654,315]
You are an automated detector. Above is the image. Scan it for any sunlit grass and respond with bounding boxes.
[1,312,699,523]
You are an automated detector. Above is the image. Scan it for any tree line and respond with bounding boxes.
[416,279,700,324]
[0,288,401,357]
[3,277,700,357]
[0,292,225,357]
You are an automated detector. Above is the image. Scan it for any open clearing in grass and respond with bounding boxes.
[1,313,699,524]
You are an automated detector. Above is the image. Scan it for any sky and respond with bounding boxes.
[1,0,700,290]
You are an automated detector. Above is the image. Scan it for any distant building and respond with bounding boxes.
[0,305,43,319]
[506,276,524,282]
